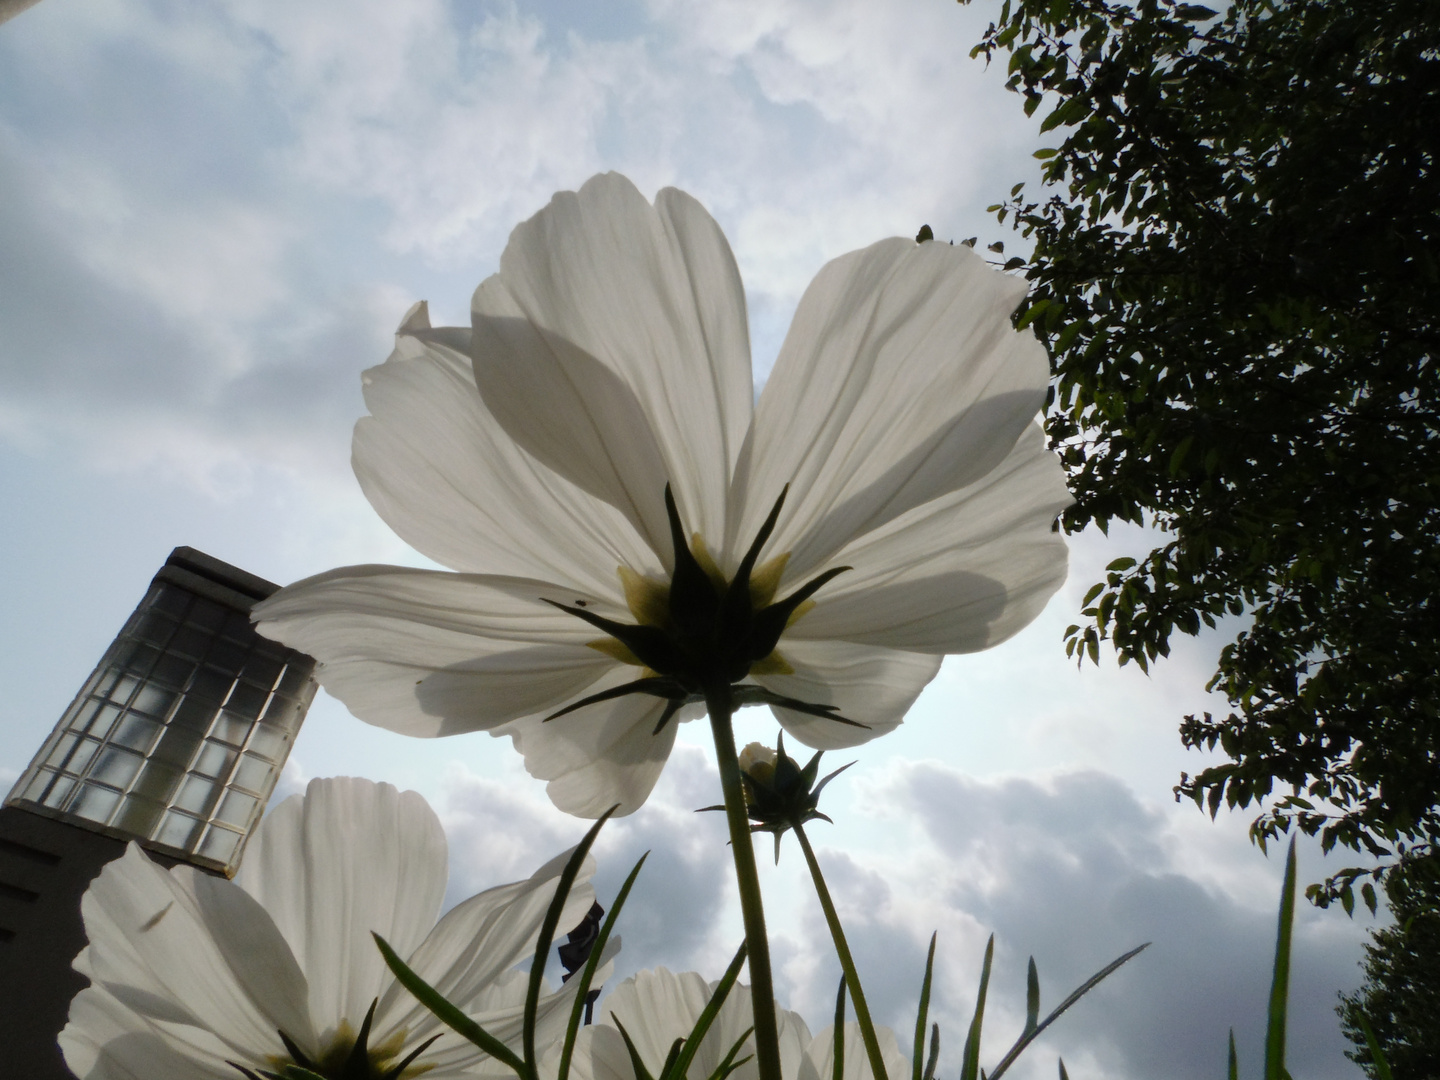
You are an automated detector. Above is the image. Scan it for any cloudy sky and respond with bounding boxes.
[0,2,1378,1078]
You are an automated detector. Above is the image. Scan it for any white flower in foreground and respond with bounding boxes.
[60,777,603,1080]
[254,172,1070,817]
[561,968,908,1080]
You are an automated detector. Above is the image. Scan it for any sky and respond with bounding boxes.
[0,2,1380,1078]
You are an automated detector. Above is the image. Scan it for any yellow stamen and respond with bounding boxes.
[587,638,645,666]
[749,552,791,608]
[618,566,670,627]
[786,599,816,627]
[750,650,794,675]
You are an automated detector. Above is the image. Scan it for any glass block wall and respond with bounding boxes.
[5,548,317,876]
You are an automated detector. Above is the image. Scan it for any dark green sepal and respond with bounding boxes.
[664,484,721,638]
[540,599,688,676]
[720,485,789,647]
[747,566,852,661]
[383,1034,442,1080]
[543,677,691,722]
[339,1000,379,1080]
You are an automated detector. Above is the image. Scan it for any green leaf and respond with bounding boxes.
[558,851,650,1080]
[373,933,526,1077]
[1354,1012,1394,1080]
[913,933,938,1080]
[614,1017,657,1080]
[959,935,994,1080]
[1264,838,1297,1080]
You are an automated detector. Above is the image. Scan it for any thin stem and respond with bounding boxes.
[706,682,783,1080]
[794,822,890,1080]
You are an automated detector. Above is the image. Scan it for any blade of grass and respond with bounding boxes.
[913,933,937,1080]
[959,936,994,1080]
[373,933,526,1077]
[922,1024,940,1080]
[665,941,749,1080]
[988,943,1149,1080]
[833,978,847,1080]
[1228,1030,1238,1080]
[706,1029,756,1080]
[526,808,618,1080]
[1264,838,1297,1080]
[558,851,650,1080]
[1355,1013,1394,1080]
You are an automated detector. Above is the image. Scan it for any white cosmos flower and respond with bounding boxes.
[253,172,1070,818]
[60,777,604,1080]
[558,967,909,1080]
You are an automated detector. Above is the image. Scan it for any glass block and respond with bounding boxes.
[193,741,236,780]
[45,732,78,768]
[111,714,161,752]
[241,652,284,691]
[89,669,122,700]
[168,625,212,660]
[215,789,258,828]
[231,753,273,796]
[79,702,123,739]
[188,597,229,632]
[155,811,203,851]
[23,767,61,804]
[130,761,183,804]
[277,663,313,698]
[71,783,122,825]
[130,683,178,720]
[246,724,288,762]
[198,825,241,865]
[92,747,144,789]
[262,695,302,733]
[149,726,204,769]
[188,665,233,705]
[207,637,248,675]
[151,653,197,689]
[133,612,178,646]
[210,710,255,747]
[152,584,191,618]
[224,680,269,719]
[112,794,164,837]
[171,696,217,733]
[110,674,141,706]
[175,774,220,815]
[39,773,77,809]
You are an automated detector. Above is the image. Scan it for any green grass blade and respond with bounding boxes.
[373,933,526,1077]
[959,935,994,1080]
[705,1029,756,1080]
[1228,1030,1238,1080]
[913,933,937,1080]
[833,977,847,1080]
[558,851,650,1080]
[527,808,618,1080]
[988,943,1148,1080]
[1355,1013,1393,1080]
[665,941,749,1080]
[1057,1059,1069,1080]
[1025,958,1040,1035]
[922,1024,940,1080]
[613,1017,657,1080]
[1264,838,1297,1080]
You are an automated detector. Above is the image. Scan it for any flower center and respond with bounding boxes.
[542,486,868,735]
[233,1002,438,1080]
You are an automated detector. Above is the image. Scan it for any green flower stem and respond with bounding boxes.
[794,822,890,1080]
[706,681,783,1080]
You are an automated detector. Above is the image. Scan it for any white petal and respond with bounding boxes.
[233,777,448,1037]
[60,987,238,1080]
[253,566,621,737]
[791,423,1070,652]
[472,173,753,562]
[375,847,597,1034]
[497,689,691,818]
[732,238,1047,578]
[798,1023,910,1080]
[77,844,314,1059]
[354,302,660,591]
[753,640,941,750]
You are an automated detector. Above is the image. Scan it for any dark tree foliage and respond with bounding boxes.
[965,0,1440,904]
[1338,852,1440,1078]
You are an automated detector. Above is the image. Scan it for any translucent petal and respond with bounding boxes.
[732,238,1047,579]
[60,987,237,1080]
[233,777,448,1037]
[790,423,1070,652]
[354,303,660,591]
[753,639,941,750]
[797,1023,910,1080]
[253,566,622,737]
[472,173,753,565]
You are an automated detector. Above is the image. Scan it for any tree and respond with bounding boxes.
[963,0,1440,904]
[1338,852,1440,1078]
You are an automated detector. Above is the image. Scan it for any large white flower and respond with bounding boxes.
[561,967,909,1080]
[60,777,603,1080]
[254,172,1070,817]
